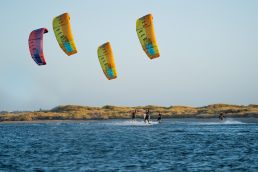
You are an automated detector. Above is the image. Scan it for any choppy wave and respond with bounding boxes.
[0,118,258,171]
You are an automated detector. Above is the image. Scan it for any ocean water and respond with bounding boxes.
[0,118,258,172]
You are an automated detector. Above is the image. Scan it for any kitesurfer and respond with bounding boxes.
[219,112,225,120]
[157,113,162,123]
[131,109,136,121]
[144,109,150,124]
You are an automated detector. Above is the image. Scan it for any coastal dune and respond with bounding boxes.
[1,104,258,122]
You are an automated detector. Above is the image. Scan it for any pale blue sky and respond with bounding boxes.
[0,0,258,111]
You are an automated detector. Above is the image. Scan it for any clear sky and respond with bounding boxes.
[0,0,258,111]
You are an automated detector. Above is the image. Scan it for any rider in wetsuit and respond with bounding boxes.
[144,109,150,124]
[219,112,225,120]
[131,110,136,121]
[157,113,162,123]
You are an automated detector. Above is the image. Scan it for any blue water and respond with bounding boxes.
[0,118,258,171]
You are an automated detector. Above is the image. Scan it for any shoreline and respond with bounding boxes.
[1,116,258,124]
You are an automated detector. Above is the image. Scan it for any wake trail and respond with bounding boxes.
[109,120,159,126]
[189,119,245,125]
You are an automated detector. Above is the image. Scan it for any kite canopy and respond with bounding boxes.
[28,28,48,65]
[97,42,117,80]
[136,14,160,59]
[53,13,77,56]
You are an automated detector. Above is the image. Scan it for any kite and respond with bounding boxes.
[53,13,77,56]
[97,42,117,80]
[136,14,160,59]
[28,28,48,65]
